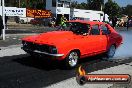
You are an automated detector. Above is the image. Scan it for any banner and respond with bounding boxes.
[26,9,52,18]
[76,66,131,85]
[0,7,26,17]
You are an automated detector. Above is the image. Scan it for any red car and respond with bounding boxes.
[21,20,123,68]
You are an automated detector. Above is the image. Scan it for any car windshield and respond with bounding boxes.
[58,22,90,34]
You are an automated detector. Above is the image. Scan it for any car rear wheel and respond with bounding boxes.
[65,51,79,68]
[106,45,116,58]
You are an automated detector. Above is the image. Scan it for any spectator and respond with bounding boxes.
[112,17,117,29]
[0,15,4,38]
[118,19,124,27]
[60,14,67,29]
[127,16,131,31]
[51,17,56,27]
[14,16,20,23]
[52,17,56,22]
[5,15,8,29]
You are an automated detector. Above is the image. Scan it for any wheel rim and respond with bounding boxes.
[68,52,78,67]
[108,45,116,58]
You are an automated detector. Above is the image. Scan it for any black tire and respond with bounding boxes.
[20,20,24,24]
[65,51,79,69]
[106,45,116,58]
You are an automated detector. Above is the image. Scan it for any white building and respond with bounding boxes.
[45,0,109,24]
[46,0,71,24]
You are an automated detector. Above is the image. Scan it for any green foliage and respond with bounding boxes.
[122,5,132,16]
[70,1,89,9]
[20,0,46,9]
[21,1,26,8]
[70,1,78,8]
[71,0,104,10]
[104,0,121,18]
[88,0,104,11]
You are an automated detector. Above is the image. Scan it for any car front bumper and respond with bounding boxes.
[21,47,64,57]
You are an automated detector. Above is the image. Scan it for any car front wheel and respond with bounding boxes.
[65,51,79,68]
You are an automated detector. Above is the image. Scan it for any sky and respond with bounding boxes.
[73,0,132,7]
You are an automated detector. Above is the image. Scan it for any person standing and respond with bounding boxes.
[14,16,20,23]
[0,15,4,38]
[60,14,67,29]
[127,16,131,31]
[112,17,117,29]
[5,15,8,29]
[51,17,56,27]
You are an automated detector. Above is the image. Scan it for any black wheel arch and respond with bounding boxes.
[69,49,81,58]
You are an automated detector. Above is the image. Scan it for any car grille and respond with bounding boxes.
[23,41,50,53]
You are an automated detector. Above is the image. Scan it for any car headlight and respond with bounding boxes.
[49,46,58,54]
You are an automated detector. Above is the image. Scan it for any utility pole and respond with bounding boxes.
[2,0,5,40]
[103,0,105,22]
[0,0,1,6]
[19,0,21,7]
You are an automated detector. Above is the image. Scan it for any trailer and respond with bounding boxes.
[70,9,109,22]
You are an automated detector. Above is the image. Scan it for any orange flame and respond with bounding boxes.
[78,66,86,76]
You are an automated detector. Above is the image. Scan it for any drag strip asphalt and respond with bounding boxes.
[0,53,132,88]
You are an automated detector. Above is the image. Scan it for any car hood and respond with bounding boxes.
[22,31,78,45]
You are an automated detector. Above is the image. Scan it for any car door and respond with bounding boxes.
[100,24,111,51]
[87,24,102,54]
[76,23,91,56]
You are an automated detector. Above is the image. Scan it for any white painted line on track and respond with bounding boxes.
[13,38,17,39]
[0,46,26,57]
[6,33,38,36]
[6,37,9,38]
[0,45,22,50]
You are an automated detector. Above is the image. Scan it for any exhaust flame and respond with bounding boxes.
[78,66,86,76]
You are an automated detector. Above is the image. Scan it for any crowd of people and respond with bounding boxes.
[51,15,132,31]
[48,14,68,28]
[13,14,132,31]
[0,14,132,38]
[109,16,132,30]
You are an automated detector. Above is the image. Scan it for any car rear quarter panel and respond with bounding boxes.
[106,24,123,48]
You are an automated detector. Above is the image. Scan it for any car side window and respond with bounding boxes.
[79,23,90,34]
[71,23,90,34]
[90,25,100,35]
[100,24,111,35]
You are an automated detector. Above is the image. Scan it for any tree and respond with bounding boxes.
[104,0,121,19]
[87,0,104,11]
[21,0,46,9]
[70,1,78,8]
[70,1,89,9]
[21,0,26,8]
[122,5,132,16]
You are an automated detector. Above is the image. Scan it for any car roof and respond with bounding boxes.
[68,20,104,25]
